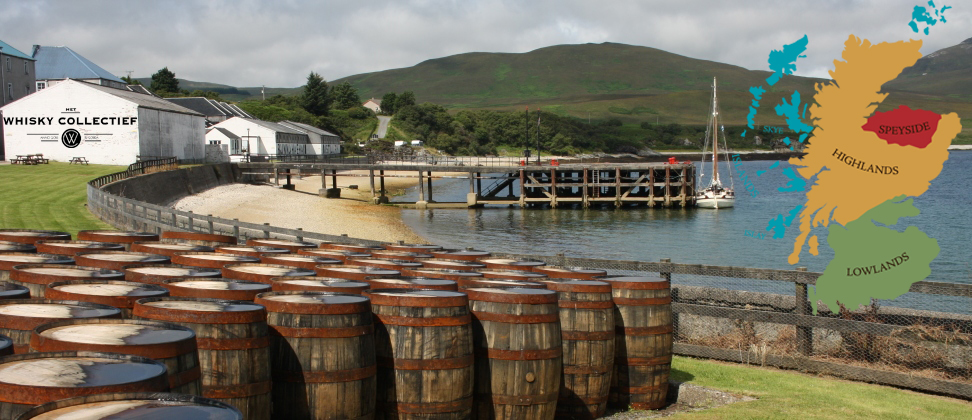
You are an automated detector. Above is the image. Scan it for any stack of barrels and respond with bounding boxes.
[0,228,674,419]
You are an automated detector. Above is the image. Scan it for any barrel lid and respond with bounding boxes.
[0,301,122,319]
[263,255,341,264]
[465,279,546,288]
[421,259,486,269]
[76,252,169,263]
[383,243,442,250]
[38,322,195,346]
[0,241,36,253]
[133,242,215,251]
[324,243,384,251]
[20,392,243,420]
[300,249,370,258]
[247,239,315,248]
[535,266,607,275]
[224,264,314,276]
[36,240,126,249]
[364,288,467,307]
[12,265,125,281]
[275,278,368,288]
[406,268,483,277]
[126,266,220,277]
[480,258,546,267]
[322,266,399,275]
[0,354,167,388]
[0,253,73,269]
[50,281,167,297]
[350,258,423,267]
[216,246,289,255]
[480,270,547,278]
[140,299,263,313]
[79,230,157,238]
[175,253,261,262]
[0,230,71,244]
[257,292,367,305]
[23,395,243,419]
[166,279,271,291]
[369,278,455,286]
[465,287,558,304]
[369,250,434,259]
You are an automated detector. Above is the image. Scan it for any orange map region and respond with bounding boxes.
[861,105,941,148]
[786,35,962,265]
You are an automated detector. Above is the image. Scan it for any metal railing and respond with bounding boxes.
[85,163,972,399]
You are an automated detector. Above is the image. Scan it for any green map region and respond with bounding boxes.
[811,196,940,314]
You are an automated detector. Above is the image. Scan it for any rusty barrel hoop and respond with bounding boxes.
[163,277,271,301]
[601,276,672,410]
[15,392,242,420]
[256,291,376,419]
[270,276,370,294]
[364,289,473,418]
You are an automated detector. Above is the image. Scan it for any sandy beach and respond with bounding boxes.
[173,171,428,243]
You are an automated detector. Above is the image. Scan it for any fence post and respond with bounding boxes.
[296,228,304,242]
[171,211,178,229]
[660,258,675,339]
[233,219,240,241]
[795,267,813,356]
[207,215,214,234]
[188,211,194,232]
[263,223,270,239]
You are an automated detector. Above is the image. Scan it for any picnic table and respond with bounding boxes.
[11,154,48,165]
[69,157,89,165]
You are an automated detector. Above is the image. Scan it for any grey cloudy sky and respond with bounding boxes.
[2,0,968,87]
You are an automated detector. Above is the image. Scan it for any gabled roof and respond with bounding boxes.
[126,85,159,97]
[242,118,305,135]
[363,98,381,105]
[279,120,339,137]
[0,40,33,60]
[165,97,230,117]
[32,46,124,82]
[74,80,203,116]
[225,103,253,118]
[213,127,240,140]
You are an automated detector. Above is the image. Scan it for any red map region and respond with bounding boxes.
[862,105,941,148]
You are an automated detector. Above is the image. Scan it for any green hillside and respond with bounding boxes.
[882,37,972,101]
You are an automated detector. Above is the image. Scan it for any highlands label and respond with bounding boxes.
[3,116,137,126]
[832,149,899,175]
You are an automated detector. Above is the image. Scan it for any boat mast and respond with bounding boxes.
[711,77,720,186]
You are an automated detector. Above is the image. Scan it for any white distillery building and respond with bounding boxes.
[0,79,205,165]
[278,120,341,155]
[206,117,312,159]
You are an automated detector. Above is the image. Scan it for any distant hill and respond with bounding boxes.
[882,37,972,101]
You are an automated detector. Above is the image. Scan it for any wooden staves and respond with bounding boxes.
[134,297,271,420]
[0,299,122,353]
[466,287,562,420]
[16,392,243,420]
[364,289,474,419]
[0,351,169,420]
[30,318,202,396]
[542,280,615,419]
[163,278,272,301]
[255,291,377,419]
[601,276,672,410]
[45,280,169,318]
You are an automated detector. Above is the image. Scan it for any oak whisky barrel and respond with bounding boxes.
[1,253,75,285]
[478,269,548,282]
[170,252,260,269]
[163,278,272,301]
[131,241,215,257]
[134,297,271,419]
[0,230,71,245]
[601,276,672,410]
[365,277,458,291]
[543,280,615,419]
[458,278,545,290]
[35,240,125,256]
[77,231,159,250]
[124,265,222,285]
[255,291,376,420]
[260,254,342,270]
[8,264,121,298]
[161,231,238,247]
[466,287,561,420]
[0,351,168,419]
[221,263,315,284]
[532,266,607,280]
[479,258,546,271]
[315,264,400,282]
[365,289,474,419]
[271,276,370,294]
[247,238,317,253]
[74,251,170,271]
[0,241,36,254]
[30,318,201,396]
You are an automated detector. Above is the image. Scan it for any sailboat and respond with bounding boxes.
[696,77,735,209]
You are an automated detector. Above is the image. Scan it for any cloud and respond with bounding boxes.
[1,0,967,87]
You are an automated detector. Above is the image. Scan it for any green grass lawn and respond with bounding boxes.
[667,356,970,419]
[0,162,125,238]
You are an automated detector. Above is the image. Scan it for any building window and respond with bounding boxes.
[25,84,29,95]
[5,57,9,71]
[24,61,29,74]
[208,140,220,145]
[36,81,46,91]
[6,83,11,99]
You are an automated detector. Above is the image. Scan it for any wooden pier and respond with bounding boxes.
[240,162,696,209]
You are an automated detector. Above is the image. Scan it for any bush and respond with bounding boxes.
[347,107,371,119]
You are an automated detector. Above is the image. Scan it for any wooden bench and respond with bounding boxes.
[11,155,36,165]
[31,154,49,164]
[69,157,89,165]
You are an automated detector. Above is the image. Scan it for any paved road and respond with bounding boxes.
[376,116,392,139]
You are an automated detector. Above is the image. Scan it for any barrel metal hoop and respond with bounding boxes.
[203,380,272,399]
[169,365,202,389]
[558,300,614,309]
[563,364,613,375]
[376,354,474,370]
[471,311,559,324]
[557,393,610,405]
[544,282,612,293]
[615,355,673,366]
[561,330,614,341]
[196,336,270,350]
[629,400,668,410]
[466,289,557,304]
[269,324,373,338]
[379,396,474,414]
[273,364,377,383]
[256,298,371,315]
[617,383,669,393]
[605,280,670,290]
[478,347,563,360]
[30,335,198,360]
[486,392,559,405]
[374,313,471,327]
[616,325,674,335]
[366,293,468,308]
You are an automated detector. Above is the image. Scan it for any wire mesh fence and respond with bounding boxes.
[88,162,972,399]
